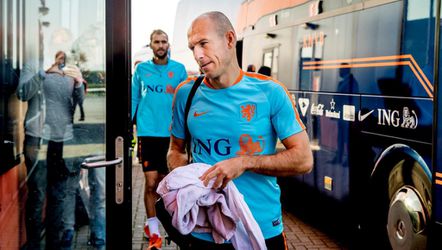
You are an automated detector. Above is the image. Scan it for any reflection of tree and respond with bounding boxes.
[69,48,87,67]
[69,23,105,87]
[70,49,90,82]
[70,46,105,87]
[84,71,106,87]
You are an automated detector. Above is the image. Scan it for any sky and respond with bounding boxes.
[131,0,243,72]
[131,0,180,64]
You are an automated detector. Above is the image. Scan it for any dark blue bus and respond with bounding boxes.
[237,0,442,248]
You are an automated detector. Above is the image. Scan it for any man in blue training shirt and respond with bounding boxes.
[168,11,313,249]
[132,29,187,249]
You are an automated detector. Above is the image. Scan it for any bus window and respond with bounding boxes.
[272,47,279,77]
[262,46,279,79]
[263,49,273,68]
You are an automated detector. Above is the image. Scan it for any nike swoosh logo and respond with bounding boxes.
[358,110,374,121]
[193,111,208,117]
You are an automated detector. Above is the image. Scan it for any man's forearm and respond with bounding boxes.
[167,149,188,171]
[248,149,312,176]
[244,134,313,176]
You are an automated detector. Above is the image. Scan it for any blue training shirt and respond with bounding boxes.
[171,70,305,241]
[132,59,187,137]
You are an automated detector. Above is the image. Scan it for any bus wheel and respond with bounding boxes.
[384,159,431,250]
[387,186,427,250]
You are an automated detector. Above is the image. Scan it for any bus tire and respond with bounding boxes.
[385,159,431,250]
[368,147,431,250]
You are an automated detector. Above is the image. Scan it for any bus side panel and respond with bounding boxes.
[241,0,439,247]
[296,92,359,201]
[242,27,295,87]
[292,2,402,203]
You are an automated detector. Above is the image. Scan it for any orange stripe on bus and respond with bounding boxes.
[436,179,442,185]
[436,172,442,178]
[303,61,410,70]
[302,54,434,98]
[303,60,434,98]
[407,55,434,92]
[406,62,433,98]
[302,55,411,65]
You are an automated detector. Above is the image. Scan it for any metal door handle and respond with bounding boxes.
[81,157,122,169]
[80,136,125,204]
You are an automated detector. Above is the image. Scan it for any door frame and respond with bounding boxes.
[105,0,132,249]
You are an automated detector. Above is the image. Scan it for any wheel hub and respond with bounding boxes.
[387,186,427,250]
[396,220,405,239]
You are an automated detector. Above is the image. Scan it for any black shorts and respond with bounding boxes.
[188,232,287,250]
[138,136,170,174]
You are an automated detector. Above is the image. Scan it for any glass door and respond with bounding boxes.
[433,0,442,247]
[0,0,131,249]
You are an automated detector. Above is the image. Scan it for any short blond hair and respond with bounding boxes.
[150,29,168,42]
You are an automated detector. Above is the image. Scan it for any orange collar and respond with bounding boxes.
[203,70,244,89]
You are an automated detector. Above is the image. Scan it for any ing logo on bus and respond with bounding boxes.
[377,107,418,129]
[303,32,324,48]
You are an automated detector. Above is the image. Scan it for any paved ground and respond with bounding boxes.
[131,162,346,250]
[70,153,346,250]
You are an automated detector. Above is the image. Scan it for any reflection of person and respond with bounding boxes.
[168,11,313,249]
[64,64,86,121]
[59,63,105,249]
[337,65,359,94]
[74,82,86,121]
[42,51,83,250]
[246,64,256,72]
[334,64,359,164]
[131,29,187,248]
[258,65,271,76]
[87,167,106,249]
[16,63,47,250]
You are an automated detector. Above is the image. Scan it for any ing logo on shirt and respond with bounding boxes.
[236,134,264,156]
[166,84,175,94]
[240,103,256,122]
[144,84,175,94]
[168,71,174,78]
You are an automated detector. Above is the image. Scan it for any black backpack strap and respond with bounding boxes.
[184,75,204,163]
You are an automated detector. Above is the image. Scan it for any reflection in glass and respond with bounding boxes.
[0,0,105,249]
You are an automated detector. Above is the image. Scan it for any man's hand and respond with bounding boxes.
[199,131,313,189]
[199,156,250,190]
